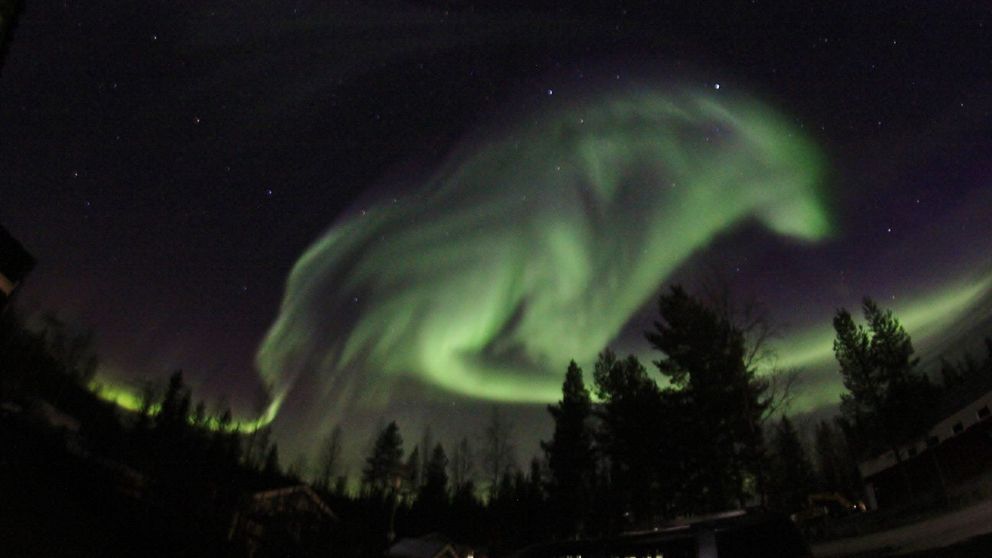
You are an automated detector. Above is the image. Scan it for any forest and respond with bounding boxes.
[2,286,991,557]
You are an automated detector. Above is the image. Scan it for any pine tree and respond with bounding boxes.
[592,349,669,522]
[156,370,190,432]
[419,443,449,507]
[814,420,842,492]
[833,299,937,458]
[647,285,768,513]
[363,421,404,495]
[833,298,938,501]
[542,360,595,537]
[768,416,815,512]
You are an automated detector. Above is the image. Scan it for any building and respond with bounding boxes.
[859,376,992,509]
[228,484,337,557]
[386,533,473,558]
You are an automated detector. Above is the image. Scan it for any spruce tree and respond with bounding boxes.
[768,416,815,512]
[592,349,669,523]
[647,285,768,513]
[542,361,595,536]
[419,443,449,507]
[833,299,937,460]
[363,421,404,496]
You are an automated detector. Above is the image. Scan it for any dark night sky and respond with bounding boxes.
[2,1,991,465]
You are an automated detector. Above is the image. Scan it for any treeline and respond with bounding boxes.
[342,289,992,550]
[342,286,863,549]
[3,286,991,555]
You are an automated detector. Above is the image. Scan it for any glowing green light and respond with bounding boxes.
[775,272,992,411]
[89,381,151,414]
[256,88,833,422]
[89,378,272,432]
[86,88,991,435]
[776,274,992,372]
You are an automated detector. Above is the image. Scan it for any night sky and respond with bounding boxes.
[2,1,991,471]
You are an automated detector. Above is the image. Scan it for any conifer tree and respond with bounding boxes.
[648,285,768,512]
[419,443,449,508]
[542,360,595,536]
[833,299,937,460]
[768,416,815,512]
[363,421,404,495]
[592,349,669,522]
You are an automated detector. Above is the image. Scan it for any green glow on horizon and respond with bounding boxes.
[89,380,274,432]
[89,270,990,423]
[773,272,992,410]
[777,275,992,372]
[255,88,835,424]
[90,382,149,414]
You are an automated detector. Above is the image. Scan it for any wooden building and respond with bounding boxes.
[859,379,992,509]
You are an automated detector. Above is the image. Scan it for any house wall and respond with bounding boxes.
[864,414,992,509]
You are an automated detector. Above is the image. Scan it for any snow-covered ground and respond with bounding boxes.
[813,499,992,556]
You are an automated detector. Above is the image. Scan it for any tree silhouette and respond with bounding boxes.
[363,421,404,496]
[833,299,938,463]
[768,416,815,513]
[317,425,343,490]
[648,285,769,512]
[592,349,670,523]
[450,436,474,492]
[155,370,190,432]
[418,443,449,512]
[482,407,515,500]
[813,420,861,497]
[405,445,421,492]
[542,360,595,537]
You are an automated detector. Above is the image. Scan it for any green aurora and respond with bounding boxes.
[255,89,833,425]
[89,89,990,446]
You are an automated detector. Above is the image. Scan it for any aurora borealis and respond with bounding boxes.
[2,1,991,469]
[256,88,992,460]
[257,90,832,425]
